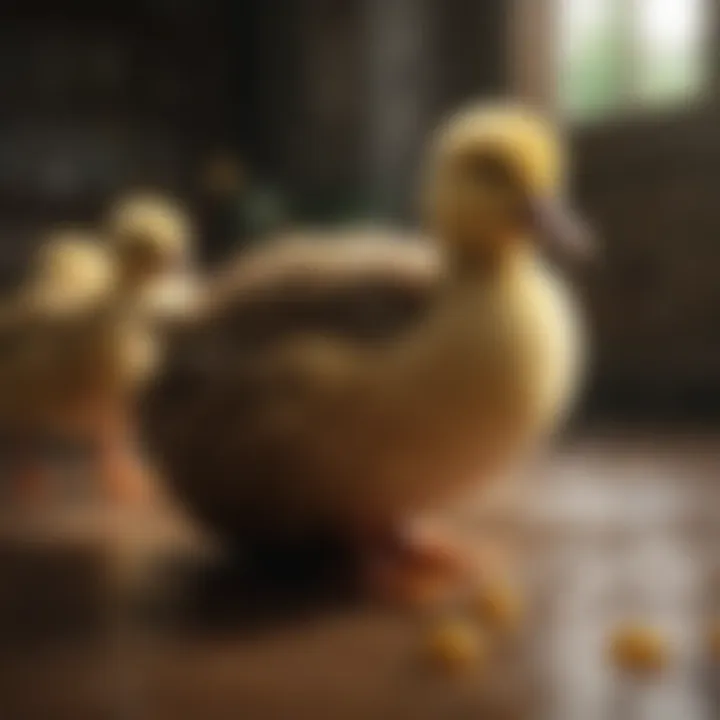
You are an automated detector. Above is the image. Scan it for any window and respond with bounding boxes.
[558,0,710,121]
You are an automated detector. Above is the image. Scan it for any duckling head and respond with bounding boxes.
[28,229,115,310]
[424,102,592,269]
[106,192,192,289]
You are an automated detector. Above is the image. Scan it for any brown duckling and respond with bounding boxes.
[142,103,590,596]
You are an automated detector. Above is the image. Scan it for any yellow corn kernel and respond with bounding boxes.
[706,619,720,662]
[608,623,670,675]
[426,618,485,674]
[472,580,524,634]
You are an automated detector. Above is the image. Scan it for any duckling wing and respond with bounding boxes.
[200,228,442,346]
[146,227,442,426]
[141,228,443,535]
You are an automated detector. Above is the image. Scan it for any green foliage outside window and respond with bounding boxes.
[559,0,708,122]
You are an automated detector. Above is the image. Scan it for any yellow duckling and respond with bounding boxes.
[0,196,194,505]
[142,102,590,593]
[106,191,201,326]
[92,192,196,502]
[0,229,114,428]
[101,192,196,383]
[24,228,116,312]
[106,192,190,281]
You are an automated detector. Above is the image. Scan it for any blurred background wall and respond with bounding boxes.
[0,0,718,420]
[0,1,230,267]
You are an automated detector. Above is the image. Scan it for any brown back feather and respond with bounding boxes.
[200,228,442,345]
[142,227,445,536]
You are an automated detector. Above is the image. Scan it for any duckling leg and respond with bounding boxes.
[357,521,488,607]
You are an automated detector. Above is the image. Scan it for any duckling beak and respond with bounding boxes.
[531,196,595,263]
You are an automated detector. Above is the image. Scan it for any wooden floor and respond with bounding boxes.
[2,428,720,720]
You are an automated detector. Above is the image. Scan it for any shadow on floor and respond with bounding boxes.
[167,532,364,636]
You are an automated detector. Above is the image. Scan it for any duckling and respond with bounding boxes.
[93,192,196,502]
[106,192,191,287]
[107,192,201,327]
[142,103,590,594]
[0,196,194,506]
[0,229,116,504]
[24,228,116,312]
[49,192,194,425]
[0,229,114,427]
